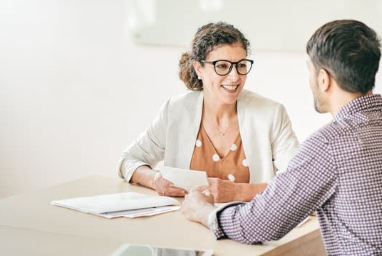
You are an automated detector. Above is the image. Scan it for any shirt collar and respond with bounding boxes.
[334,94,382,121]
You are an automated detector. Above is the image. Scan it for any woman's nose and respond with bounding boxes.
[227,65,241,81]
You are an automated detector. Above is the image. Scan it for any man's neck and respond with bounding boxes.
[330,90,371,116]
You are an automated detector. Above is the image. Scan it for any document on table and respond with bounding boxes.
[51,192,180,219]
[158,166,209,192]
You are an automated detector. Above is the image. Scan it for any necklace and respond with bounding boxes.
[204,114,236,136]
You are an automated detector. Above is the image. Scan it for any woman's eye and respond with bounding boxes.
[216,64,228,69]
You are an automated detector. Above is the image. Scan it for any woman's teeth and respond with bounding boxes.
[222,85,238,90]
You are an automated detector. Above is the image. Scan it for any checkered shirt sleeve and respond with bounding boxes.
[210,132,337,242]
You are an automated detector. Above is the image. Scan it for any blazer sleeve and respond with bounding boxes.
[271,104,300,172]
[117,99,169,181]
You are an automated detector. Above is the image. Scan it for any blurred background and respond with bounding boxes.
[1,0,381,198]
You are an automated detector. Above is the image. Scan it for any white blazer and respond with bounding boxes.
[118,89,299,183]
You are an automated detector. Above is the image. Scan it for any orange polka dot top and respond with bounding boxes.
[190,125,250,183]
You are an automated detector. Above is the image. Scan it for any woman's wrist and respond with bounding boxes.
[236,183,260,202]
[239,182,268,202]
[150,170,161,190]
[132,166,160,190]
[236,183,247,201]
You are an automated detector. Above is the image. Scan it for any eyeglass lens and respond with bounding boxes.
[214,60,252,76]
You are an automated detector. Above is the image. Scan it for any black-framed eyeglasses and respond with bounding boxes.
[201,58,254,76]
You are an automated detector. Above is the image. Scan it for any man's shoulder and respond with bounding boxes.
[317,118,359,141]
[303,119,349,149]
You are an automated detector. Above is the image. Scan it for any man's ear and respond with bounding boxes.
[193,61,202,79]
[318,68,331,92]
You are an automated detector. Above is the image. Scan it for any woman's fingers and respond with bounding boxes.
[155,176,187,196]
[163,184,187,197]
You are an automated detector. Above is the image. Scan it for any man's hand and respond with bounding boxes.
[182,189,215,227]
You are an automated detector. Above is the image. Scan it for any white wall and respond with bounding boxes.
[129,0,382,51]
[1,0,381,198]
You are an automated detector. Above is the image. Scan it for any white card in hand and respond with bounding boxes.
[159,166,209,192]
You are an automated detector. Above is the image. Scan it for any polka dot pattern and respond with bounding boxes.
[227,174,235,182]
[190,125,250,183]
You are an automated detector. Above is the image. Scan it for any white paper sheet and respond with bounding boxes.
[97,205,181,219]
[159,166,209,192]
[51,192,180,218]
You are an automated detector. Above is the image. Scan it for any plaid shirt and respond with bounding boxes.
[210,94,382,256]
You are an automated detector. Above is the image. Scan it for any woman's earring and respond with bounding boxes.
[198,76,201,80]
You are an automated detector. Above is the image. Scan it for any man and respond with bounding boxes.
[182,19,382,255]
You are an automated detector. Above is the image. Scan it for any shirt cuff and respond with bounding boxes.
[208,201,245,239]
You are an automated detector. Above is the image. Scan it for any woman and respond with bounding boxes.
[118,22,299,203]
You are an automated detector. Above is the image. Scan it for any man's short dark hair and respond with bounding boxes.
[306,20,381,94]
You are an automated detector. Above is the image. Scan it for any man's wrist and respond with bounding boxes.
[197,204,216,227]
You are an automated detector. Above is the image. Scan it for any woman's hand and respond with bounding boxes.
[197,177,239,203]
[131,166,187,197]
[197,178,268,203]
[152,172,187,197]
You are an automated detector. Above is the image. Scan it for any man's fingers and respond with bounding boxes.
[200,189,210,196]
[196,185,209,192]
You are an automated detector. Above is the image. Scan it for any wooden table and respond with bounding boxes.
[0,176,326,256]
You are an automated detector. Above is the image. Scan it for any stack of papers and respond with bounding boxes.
[51,192,180,219]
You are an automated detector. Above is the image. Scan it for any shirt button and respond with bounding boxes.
[228,174,235,182]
